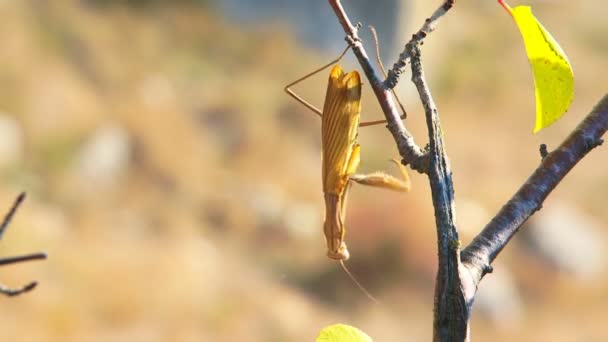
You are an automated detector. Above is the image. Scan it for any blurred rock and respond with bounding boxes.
[247,182,285,227]
[216,0,462,88]
[138,73,176,110]
[284,201,320,239]
[72,123,132,190]
[457,197,491,242]
[0,114,23,168]
[245,183,320,239]
[216,0,409,64]
[475,266,522,330]
[522,203,606,280]
[197,106,246,158]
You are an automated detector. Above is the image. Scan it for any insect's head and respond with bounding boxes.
[327,242,350,261]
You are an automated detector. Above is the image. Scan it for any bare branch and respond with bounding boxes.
[462,95,608,284]
[0,253,47,267]
[385,0,456,89]
[408,41,469,342]
[0,193,47,297]
[0,192,26,240]
[0,282,37,297]
[327,0,429,173]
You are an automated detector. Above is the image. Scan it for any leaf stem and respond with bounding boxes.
[498,0,513,16]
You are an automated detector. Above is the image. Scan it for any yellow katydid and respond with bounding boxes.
[284,46,411,262]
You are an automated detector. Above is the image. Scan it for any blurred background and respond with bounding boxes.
[0,0,606,341]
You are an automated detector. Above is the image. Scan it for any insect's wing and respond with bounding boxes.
[321,65,362,195]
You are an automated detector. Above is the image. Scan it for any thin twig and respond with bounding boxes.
[327,0,429,173]
[539,143,549,159]
[462,95,608,284]
[0,193,46,297]
[0,253,47,267]
[0,282,37,297]
[385,0,455,89]
[0,192,26,240]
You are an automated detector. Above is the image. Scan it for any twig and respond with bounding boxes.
[0,253,47,267]
[385,0,456,89]
[0,282,37,297]
[461,95,608,284]
[0,192,26,240]
[0,193,46,297]
[328,0,429,173]
[539,143,549,159]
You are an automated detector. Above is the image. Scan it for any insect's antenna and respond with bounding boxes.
[339,260,379,304]
[368,25,407,119]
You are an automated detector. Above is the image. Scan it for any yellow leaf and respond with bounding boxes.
[316,324,373,342]
[501,1,574,132]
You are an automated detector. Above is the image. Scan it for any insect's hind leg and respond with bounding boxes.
[283,45,351,118]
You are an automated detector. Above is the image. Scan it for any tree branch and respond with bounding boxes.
[385,0,455,89]
[328,0,429,173]
[407,41,468,342]
[0,193,47,297]
[462,95,608,284]
[0,281,38,297]
[0,192,25,240]
[0,253,47,267]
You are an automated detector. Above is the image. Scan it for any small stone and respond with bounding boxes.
[523,203,606,280]
[0,114,23,168]
[284,201,320,239]
[475,266,522,329]
[73,123,132,189]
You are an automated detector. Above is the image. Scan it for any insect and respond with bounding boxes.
[284,45,411,263]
